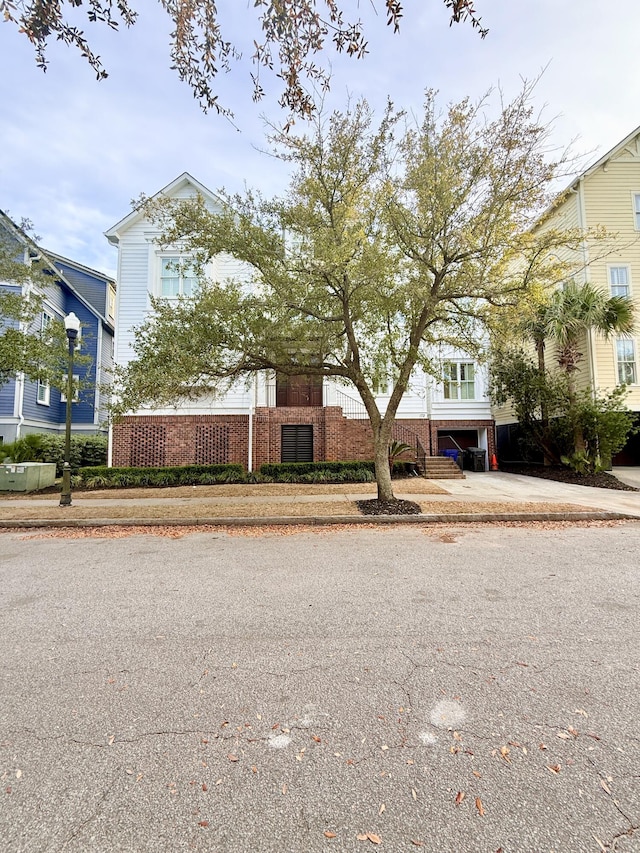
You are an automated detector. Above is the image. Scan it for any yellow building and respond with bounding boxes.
[495,126,640,465]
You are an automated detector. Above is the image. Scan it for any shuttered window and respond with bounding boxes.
[281,425,313,462]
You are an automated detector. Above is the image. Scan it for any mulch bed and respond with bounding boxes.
[500,464,638,492]
[356,498,422,516]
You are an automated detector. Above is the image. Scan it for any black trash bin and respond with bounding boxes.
[464,447,486,472]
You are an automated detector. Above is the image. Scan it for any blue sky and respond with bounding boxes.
[2,1,640,277]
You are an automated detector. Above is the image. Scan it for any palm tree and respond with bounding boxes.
[544,280,635,455]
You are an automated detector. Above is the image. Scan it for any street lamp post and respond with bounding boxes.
[59,312,80,507]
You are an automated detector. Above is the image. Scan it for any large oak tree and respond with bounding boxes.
[112,84,579,500]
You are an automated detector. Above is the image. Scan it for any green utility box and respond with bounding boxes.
[0,462,57,492]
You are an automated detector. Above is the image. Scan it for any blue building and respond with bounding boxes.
[0,211,116,444]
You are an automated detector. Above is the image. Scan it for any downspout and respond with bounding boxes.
[15,372,25,440]
[248,374,257,472]
[94,323,102,427]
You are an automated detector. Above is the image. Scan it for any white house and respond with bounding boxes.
[105,173,495,471]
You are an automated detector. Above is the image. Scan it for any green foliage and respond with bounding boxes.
[77,463,243,489]
[0,223,93,388]
[259,460,375,478]
[490,347,636,473]
[1,433,108,476]
[388,440,413,464]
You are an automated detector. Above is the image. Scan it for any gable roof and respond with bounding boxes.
[0,209,111,326]
[537,124,640,226]
[104,172,222,245]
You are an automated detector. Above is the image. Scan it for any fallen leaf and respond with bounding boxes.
[227,754,239,762]
[312,735,322,743]
[198,821,209,827]
[378,803,385,815]
[367,834,382,844]
[500,746,510,762]
[381,745,389,751]
[324,831,337,838]
[556,731,571,740]
[475,797,485,817]
[453,731,462,741]
[251,765,257,774]
[600,779,611,795]
[586,732,601,741]
[411,841,424,847]
[472,771,482,778]
[547,764,561,774]
[357,834,368,841]
[568,726,579,738]
[455,791,465,806]
[574,708,588,717]
[282,783,288,795]
[411,788,417,801]
[108,736,115,745]
[202,783,208,792]
[516,661,528,667]
[539,743,547,750]
[5,787,11,794]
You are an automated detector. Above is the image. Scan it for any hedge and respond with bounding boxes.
[77,463,244,489]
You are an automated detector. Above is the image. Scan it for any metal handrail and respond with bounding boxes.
[335,388,430,473]
[439,433,464,452]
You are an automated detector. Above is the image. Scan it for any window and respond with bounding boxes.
[60,375,80,403]
[634,194,640,230]
[617,339,637,385]
[609,266,630,298]
[36,380,50,406]
[443,362,475,400]
[160,257,197,297]
[107,285,116,320]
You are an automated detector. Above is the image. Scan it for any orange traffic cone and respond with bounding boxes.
[490,453,499,471]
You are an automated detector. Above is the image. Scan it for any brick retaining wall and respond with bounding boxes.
[111,411,495,468]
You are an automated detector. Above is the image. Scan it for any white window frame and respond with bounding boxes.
[443,361,475,400]
[159,255,198,299]
[36,380,50,406]
[41,310,53,334]
[633,193,640,231]
[60,374,80,403]
[616,339,637,385]
[608,265,631,298]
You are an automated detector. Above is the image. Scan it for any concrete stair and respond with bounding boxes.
[422,456,465,479]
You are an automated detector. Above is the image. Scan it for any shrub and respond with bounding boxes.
[1,433,107,475]
[76,463,244,489]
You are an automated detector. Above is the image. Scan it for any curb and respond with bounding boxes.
[0,511,634,530]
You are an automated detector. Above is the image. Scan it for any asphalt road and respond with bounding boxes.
[1,523,639,853]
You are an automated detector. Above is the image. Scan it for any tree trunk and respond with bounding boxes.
[373,428,395,501]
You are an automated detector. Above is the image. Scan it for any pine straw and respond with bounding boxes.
[0,479,448,501]
[11,518,629,540]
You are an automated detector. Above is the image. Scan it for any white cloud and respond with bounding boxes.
[2,0,640,273]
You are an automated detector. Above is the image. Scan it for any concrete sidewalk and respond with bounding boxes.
[0,469,638,528]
